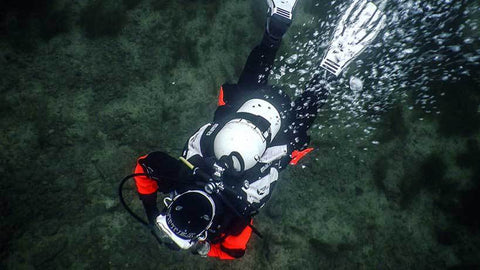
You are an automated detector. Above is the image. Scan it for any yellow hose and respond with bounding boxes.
[179,157,194,170]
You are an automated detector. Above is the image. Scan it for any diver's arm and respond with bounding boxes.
[134,152,182,225]
[207,224,252,259]
[137,152,180,192]
[133,157,160,225]
[139,192,160,225]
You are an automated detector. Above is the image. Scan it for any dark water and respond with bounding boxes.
[1,0,479,269]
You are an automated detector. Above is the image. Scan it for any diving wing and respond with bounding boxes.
[320,0,386,76]
[266,0,299,21]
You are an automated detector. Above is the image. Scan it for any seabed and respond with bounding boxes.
[1,0,479,269]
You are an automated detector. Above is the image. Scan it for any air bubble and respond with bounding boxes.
[349,76,363,91]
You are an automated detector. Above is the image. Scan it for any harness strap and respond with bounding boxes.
[201,111,273,157]
[234,112,272,143]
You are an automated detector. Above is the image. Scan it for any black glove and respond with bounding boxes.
[138,151,181,192]
[150,222,181,251]
[190,241,210,257]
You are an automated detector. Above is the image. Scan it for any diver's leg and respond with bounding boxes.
[290,74,329,149]
[238,15,290,88]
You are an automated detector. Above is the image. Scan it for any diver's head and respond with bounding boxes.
[156,190,216,249]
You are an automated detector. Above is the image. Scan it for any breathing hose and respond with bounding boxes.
[118,173,150,227]
[118,172,194,227]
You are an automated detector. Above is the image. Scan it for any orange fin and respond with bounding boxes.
[218,86,226,106]
[289,148,314,165]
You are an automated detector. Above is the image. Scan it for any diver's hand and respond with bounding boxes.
[150,225,181,251]
[138,152,178,192]
[139,153,166,180]
[190,241,210,257]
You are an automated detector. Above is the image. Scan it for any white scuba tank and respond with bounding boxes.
[213,99,281,171]
[237,99,281,141]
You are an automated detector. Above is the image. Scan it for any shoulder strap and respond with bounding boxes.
[234,112,271,143]
[200,111,273,159]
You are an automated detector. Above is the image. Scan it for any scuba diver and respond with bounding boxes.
[122,0,386,260]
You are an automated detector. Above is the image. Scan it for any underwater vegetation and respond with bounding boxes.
[79,0,129,39]
[435,80,480,137]
[1,0,479,269]
[0,0,72,50]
